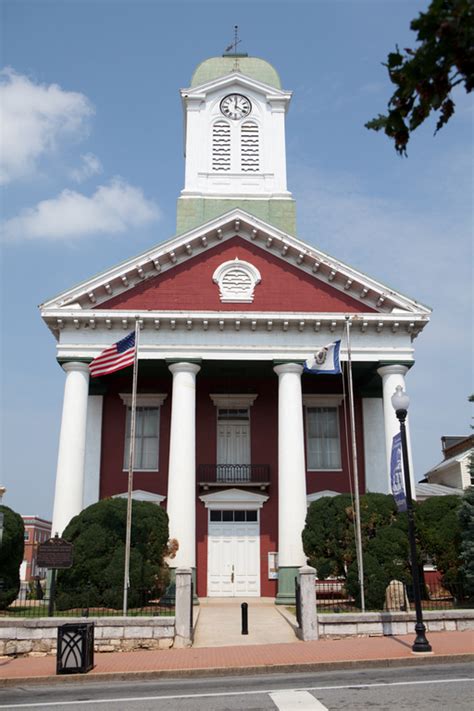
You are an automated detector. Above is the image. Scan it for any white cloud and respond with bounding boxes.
[0,67,94,185]
[1,178,160,241]
[70,153,103,183]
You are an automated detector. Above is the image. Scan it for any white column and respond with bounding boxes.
[52,362,90,536]
[274,363,307,569]
[362,397,387,493]
[83,395,103,508]
[166,362,200,569]
[377,365,416,495]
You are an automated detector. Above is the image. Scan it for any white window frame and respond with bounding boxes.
[119,393,167,473]
[303,394,344,472]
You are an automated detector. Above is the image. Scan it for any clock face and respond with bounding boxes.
[220,94,252,120]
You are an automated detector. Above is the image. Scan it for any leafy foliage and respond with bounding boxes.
[302,494,354,578]
[0,505,24,609]
[303,493,430,609]
[347,526,411,609]
[366,0,474,154]
[56,498,170,610]
[458,487,474,598]
[415,494,463,588]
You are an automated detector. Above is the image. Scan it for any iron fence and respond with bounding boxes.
[1,585,175,619]
[314,579,471,613]
[198,464,270,485]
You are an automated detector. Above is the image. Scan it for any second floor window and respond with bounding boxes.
[306,406,342,470]
[123,406,160,471]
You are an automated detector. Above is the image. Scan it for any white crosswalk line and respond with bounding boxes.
[269,690,328,710]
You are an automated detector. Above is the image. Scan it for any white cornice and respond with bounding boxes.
[119,393,167,407]
[303,394,344,407]
[39,209,432,325]
[209,394,258,408]
[41,308,430,345]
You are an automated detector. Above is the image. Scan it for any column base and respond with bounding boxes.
[275,566,300,605]
[162,568,199,606]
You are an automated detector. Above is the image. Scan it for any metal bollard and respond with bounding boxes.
[241,602,248,635]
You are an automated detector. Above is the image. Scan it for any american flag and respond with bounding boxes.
[89,331,136,378]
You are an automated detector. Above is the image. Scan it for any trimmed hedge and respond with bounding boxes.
[0,505,24,609]
[56,498,170,610]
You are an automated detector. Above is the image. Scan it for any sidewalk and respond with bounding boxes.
[193,597,298,647]
[0,630,473,686]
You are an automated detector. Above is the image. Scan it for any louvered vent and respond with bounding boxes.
[241,122,259,172]
[212,121,231,171]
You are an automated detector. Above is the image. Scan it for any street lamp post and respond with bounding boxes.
[391,385,432,653]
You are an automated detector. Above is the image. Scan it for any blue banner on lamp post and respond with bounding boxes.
[390,432,407,512]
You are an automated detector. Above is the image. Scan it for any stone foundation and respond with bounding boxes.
[0,617,175,656]
[316,610,474,638]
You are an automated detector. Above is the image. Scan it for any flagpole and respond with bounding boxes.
[344,315,366,613]
[122,318,140,616]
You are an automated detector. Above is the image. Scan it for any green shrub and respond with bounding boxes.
[0,505,24,609]
[56,498,170,611]
[459,487,474,599]
[416,495,463,589]
[347,525,411,609]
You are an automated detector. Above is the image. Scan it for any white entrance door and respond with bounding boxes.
[208,514,260,596]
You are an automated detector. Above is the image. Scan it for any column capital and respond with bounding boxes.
[274,363,304,377]
[62,361,91,375]
[169,362,201,376]
[377,364,409,378]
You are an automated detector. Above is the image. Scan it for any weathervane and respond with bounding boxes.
[224,25,242,71]
[224,25,241,55]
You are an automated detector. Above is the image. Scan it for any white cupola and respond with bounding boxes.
[176,55,296,236]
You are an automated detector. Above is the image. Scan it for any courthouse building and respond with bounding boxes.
[40,54,431,602]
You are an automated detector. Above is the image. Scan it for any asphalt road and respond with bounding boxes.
[0,662,472,710]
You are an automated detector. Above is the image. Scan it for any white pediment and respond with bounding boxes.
[112,489,166,505]
[307,490,340,505]
[200,488,269,510]
[40,208,431,323]
[182,71,292,104]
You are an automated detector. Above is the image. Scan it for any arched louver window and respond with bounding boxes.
[212,121,231,171]
[241,122,259,172]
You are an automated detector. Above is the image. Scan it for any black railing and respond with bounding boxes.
[198,464,270,484]
[1,585,175,618]
[313,580,471,613]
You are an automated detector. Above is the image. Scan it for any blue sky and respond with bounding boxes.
[1,0,472,518]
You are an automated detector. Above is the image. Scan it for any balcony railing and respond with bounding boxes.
[198,464,270,486]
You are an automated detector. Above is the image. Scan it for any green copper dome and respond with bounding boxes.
[191,56,281,89]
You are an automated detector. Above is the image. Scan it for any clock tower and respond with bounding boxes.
[177,55,296,235]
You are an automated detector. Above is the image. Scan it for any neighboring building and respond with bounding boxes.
[423,435,474,491]
[20,516,52,582]
[40,54,431,602]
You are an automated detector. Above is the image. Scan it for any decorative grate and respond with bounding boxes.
[212,121,231,171]
[241,122,259,172]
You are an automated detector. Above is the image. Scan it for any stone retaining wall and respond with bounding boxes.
[316,609,474,638]
[0,617,175,656]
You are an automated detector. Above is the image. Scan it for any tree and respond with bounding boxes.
[0,505,24,610]
[458,487,474,599]
[366,0,474,154]
[416,494,463,588]
[303,493,420,609]
[56,498,170,610]
[346,525,411,609]
[302,494,354,579]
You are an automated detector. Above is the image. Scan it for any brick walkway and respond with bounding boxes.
[0,631,473,685]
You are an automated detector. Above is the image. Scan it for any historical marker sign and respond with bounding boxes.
[37,536,74,569]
